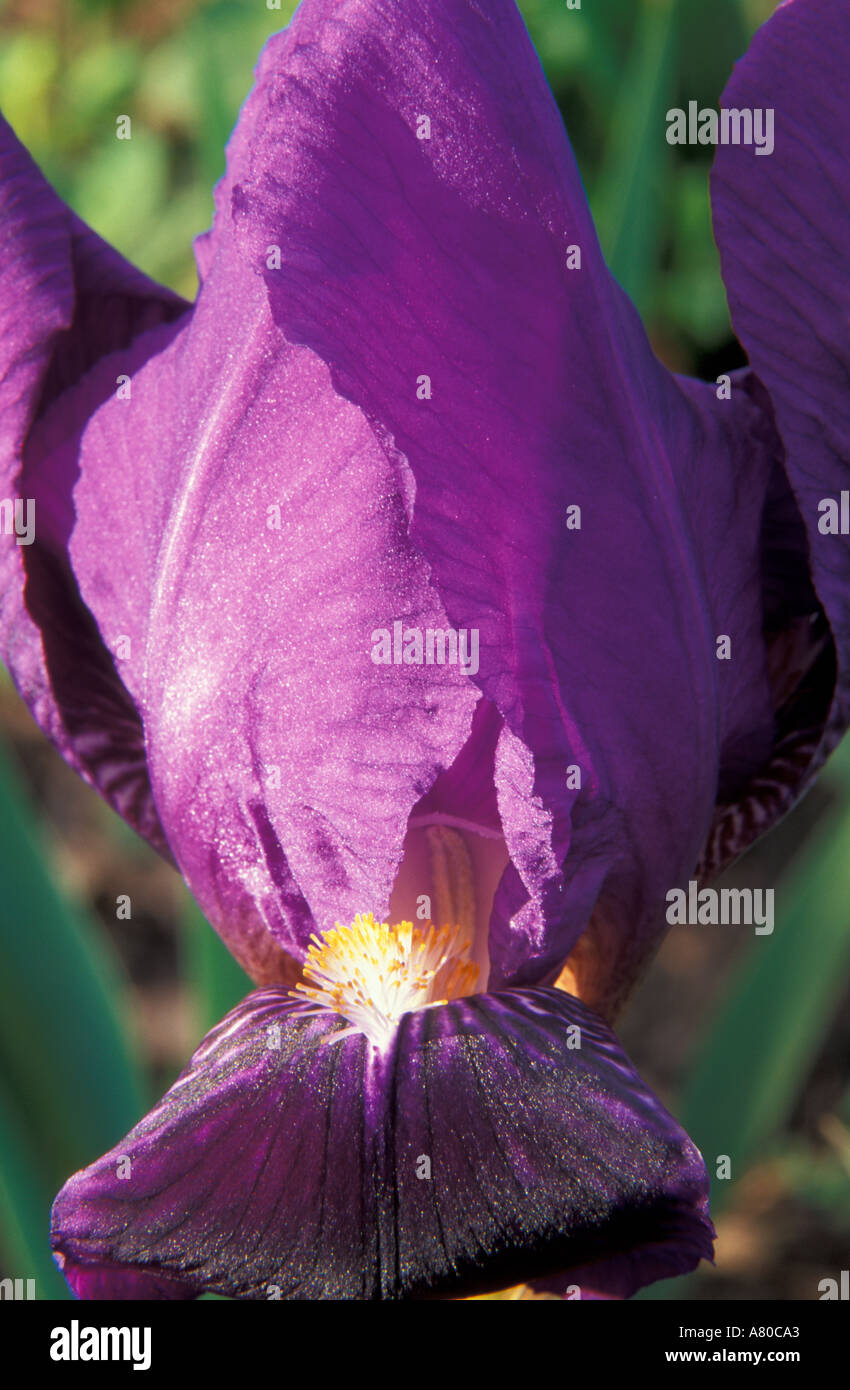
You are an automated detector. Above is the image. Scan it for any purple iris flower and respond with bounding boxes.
[1,0,847,1299]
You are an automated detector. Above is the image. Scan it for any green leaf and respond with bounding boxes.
[638,739,850,1301]
[681,737,850,1208]
[0,1080,68,1298]
[676,0,749,112]
[181,895,251,1035]
[593,0,678,313]
[518,0,594,94]
[68,127,169,273]
[0,740,145,1180]
[0,31,59,159]
[660,167,731,348]
[186,0,299,192]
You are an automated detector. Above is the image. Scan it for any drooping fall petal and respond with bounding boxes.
[51,986,713,1300]
[0,115,187,850]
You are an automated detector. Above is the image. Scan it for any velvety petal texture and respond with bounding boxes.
[711,0,850,788]
[51,986,713,1300]
[0,116,187,849]
[226,0,786,1009]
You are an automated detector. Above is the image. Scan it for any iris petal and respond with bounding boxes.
[0,115,186,851]
[68,237,477,982]
[711,0,850,789]
[229,0,780,1006]
[52,986,712,1300]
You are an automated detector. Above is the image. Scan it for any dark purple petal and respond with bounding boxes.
[711,0,850,787]
[51,986,713,1300]
[223,0,781,1008]
[0,115,187,850]
[53,1260,197,1301]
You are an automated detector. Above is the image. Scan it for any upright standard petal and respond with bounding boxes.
[69,202,478,982]
[711,0,850,791]
[0,115,187,849]
[227,0,780,1010]
[51,985,713,1300]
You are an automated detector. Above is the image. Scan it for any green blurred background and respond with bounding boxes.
[1,0,849,1301]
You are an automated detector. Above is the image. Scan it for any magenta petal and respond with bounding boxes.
[0,116,186,849]
[711,0,850,780]
[51,987,713,1300]
[229,0,778,1002]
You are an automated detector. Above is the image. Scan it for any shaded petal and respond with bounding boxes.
[711,0,850,785]
[229,0,779,1006]
[0,115,187,850]
[51,985,713,1301]
[409,697,503,837]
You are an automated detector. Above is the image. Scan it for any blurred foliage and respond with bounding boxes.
[1,0,848,1302]
[182,895,251,1035]
[0,0,300,297]
[681,740,850,1202]
[0,739,146,1298]
[0,0,777,361]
